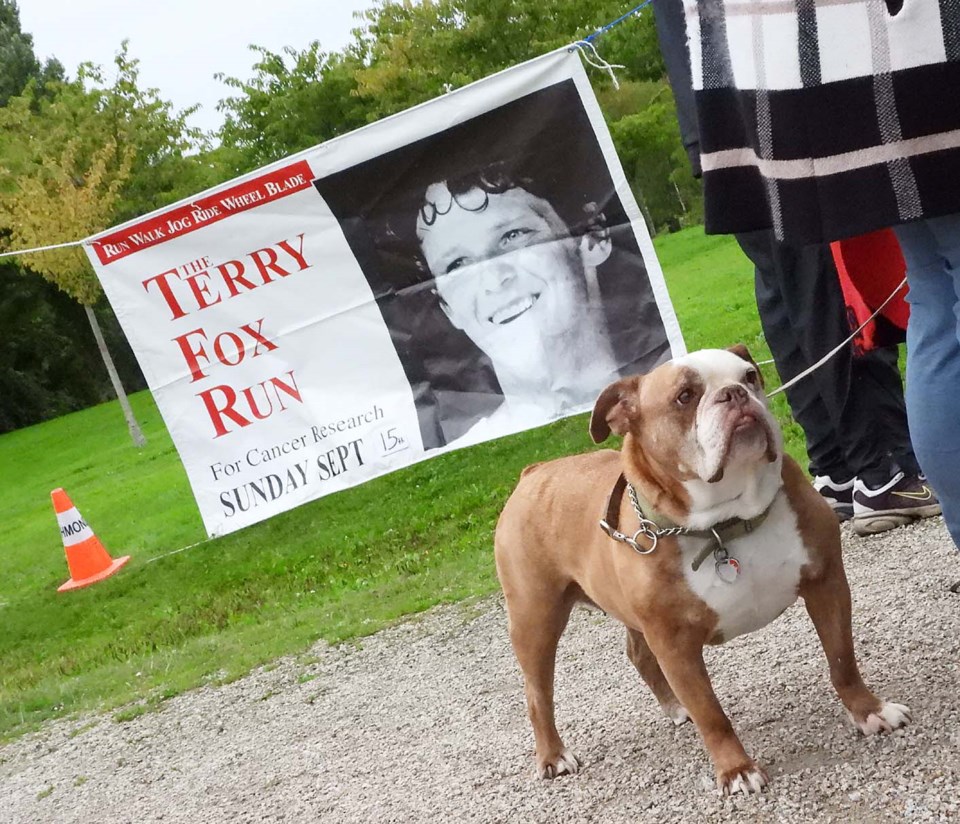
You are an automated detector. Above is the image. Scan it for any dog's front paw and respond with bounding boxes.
[663,703,691,726]
[717,762,768,796]
[849,701,912,735]
[537,748,582,779]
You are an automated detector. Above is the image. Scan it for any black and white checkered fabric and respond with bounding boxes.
[684,0,960,244]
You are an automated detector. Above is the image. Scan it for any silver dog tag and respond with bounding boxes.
[715,557,741,583]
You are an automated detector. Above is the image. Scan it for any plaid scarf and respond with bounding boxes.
[685,0,960,244]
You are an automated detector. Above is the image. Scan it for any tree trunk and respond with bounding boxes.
[637,189,657,238]
[84,304,146,448]
[673,180,687,213]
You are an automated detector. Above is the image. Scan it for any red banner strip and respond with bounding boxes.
[92,160,314,265]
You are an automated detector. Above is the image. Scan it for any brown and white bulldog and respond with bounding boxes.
[494,346,910,794]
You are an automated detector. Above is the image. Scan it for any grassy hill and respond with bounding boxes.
[0,226,805,740]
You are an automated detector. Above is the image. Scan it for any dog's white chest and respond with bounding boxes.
[679,495,808,641]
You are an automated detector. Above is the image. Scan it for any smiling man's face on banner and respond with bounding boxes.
[416,182,611,374]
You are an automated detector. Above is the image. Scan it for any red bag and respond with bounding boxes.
[830,229,909,354]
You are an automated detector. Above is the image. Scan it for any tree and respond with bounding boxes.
[0,0,99,434]
[0,84,144,443]
[85,47,217,223]
[215,0,667,171]
[0,45,212,442]
[606,85,703,234]
[0,262,105,431]
[216,42,375,174]
[352,0,663,118]
[0,0,63,106]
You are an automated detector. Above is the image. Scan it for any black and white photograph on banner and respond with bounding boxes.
[314,79,672,450]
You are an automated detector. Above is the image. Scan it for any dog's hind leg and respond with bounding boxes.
[625,627,690,726]
[502,582,581,779]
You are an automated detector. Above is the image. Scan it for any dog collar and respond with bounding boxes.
[599,473,778,573]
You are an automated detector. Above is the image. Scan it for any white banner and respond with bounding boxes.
[86,49,685,537]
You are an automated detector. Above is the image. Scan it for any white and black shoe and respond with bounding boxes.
[813,475,855,521]
[852,472,942,536]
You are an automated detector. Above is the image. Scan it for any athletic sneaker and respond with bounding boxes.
[813,475,855,521]
[852,472,942,536]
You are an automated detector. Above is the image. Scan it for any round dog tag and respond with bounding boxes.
[715,557,741,583]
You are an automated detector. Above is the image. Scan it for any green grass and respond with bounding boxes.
[0,226,807,741]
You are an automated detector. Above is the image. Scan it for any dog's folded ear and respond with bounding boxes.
[727,343,765,388]
[589,376,642,443]
[727,343,755,365]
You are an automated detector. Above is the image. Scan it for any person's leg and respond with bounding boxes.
[738,229,938,532]
[894,214,960,549]
[846,346,919,484]
[768,244,899,484]
[845,341,942,534]
[738,231,852,480]
[854,345,919,476]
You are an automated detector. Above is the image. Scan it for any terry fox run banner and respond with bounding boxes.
[86,48,685,537]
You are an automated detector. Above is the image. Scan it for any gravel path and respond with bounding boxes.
[3,518,959,823]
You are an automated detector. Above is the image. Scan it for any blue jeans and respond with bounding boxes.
[894,214,960,550]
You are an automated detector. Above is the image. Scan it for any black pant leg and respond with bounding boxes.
[739,230,850,477]
[736,230,897,481]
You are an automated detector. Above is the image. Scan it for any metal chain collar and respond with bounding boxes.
[598,483,692,556]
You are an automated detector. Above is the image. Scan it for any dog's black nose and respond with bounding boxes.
[716,384,749,405]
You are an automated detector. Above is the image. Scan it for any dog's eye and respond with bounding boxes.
[744,369,759,386]
[676,388,694,406]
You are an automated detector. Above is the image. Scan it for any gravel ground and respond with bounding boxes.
[3,517,959,824]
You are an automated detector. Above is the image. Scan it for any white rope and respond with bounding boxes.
[144,537,215,564]
[0,238,89,260]
[766,277,908,399]
[571,40,625,90]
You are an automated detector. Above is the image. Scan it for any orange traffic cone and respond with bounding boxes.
[52,488,130,592]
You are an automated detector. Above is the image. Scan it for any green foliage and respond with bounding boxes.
[0,1,145,434]
[0,33,209,431]
[608,87,703,234]
[0,43,215,304]
[0,101,131,303]
[0,264,103,429]
[77,46,217,222]
[353,0,663,118]
[216,44,374,174]
[0,0,62,106]
[596,5,666,83]
[595,77,664,120]
[214,0,669,175]
[0,228,808,741]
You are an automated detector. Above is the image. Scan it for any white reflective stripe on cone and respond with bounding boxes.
[57,508,94,546]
